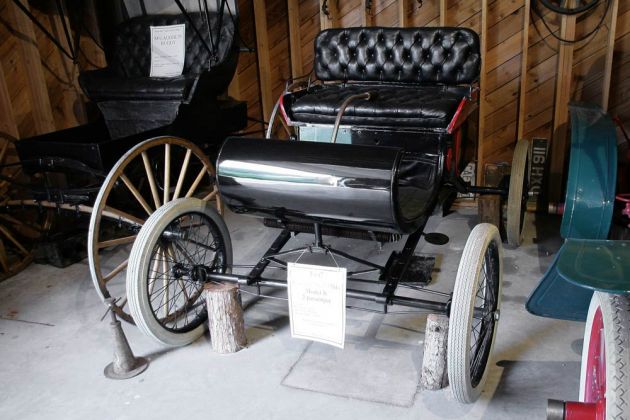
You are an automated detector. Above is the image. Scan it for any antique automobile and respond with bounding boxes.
[120,26,531,404]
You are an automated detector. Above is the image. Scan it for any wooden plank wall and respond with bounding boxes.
[1,0,628,199]
[0,0,103,153]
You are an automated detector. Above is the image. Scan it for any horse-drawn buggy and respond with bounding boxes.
[2,1,535,405]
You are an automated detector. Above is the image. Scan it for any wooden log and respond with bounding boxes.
[205,283,247,354]
[478,195,502,228]
[420,314,449,390]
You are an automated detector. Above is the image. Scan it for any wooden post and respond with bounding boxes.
[253,0,274,122]
[421,314,449,390]
[477,0,489,187]
[549,1,576,202]
[601,0,618,111]
[288,0,304,79]
[205,283,247,354]
[361,0,373,27]
[478,195,502,228]
[439,0,447,26]
[398,0,410,27]
[9,0,55,134]
[319,0,338,30]
[517,0,531,140]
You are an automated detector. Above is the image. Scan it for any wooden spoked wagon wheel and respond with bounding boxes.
[88,136,221,324]
[0,139,37,282]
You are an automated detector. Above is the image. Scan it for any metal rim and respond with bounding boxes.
[469,240,500,387]
[146,211,228,333]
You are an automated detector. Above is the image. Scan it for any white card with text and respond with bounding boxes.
[150,24,185,77]
[287,263,347,349]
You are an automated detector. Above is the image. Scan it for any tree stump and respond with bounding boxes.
[420,314,449,390]
[204,283,247,354]
[478,195,502,228]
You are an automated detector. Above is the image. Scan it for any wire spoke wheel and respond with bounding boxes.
[506,139,530,247]
[88,137,221,324]
[128,198,232,347]
[448,223,503,403]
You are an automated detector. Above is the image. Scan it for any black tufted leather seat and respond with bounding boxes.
[285,27,480,130]
[79,12,240,138]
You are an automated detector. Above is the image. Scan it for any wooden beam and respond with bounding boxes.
[602,0,618,111]
[253,0,274,122]
[517,0,531,140]
[398,0,410,27]
[362,0,373,27]
[549,4,576,202]
[288,0,304,79]
[477,0,489,185]
[9,0,55,134]
[0,62,19,141]
[439,0,447,26]
[319,0,339,30]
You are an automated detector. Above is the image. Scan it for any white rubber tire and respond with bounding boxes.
[506,139,529,247]
[127,198,232,347]
[448,223,503,403]
[579,292,630,419]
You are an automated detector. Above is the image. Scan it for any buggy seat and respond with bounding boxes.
[79,12,242,139]
[283,27,480,131]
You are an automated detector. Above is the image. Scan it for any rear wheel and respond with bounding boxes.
[506,139,529,247]
[127,198,232,347]
[579,292,630,419]
[448,223,503,403]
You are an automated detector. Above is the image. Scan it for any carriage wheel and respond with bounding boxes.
[0,139,37,281]
[127,198,232,346]
[88,137,221,324]
[577,292,630,419]
[506,139,529,247]
[448,223,503,403]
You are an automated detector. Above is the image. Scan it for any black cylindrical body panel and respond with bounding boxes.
[217,138,438,233]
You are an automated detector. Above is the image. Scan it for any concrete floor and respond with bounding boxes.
[0,208,585,419]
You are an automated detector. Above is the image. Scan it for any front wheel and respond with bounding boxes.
[127,198,232,347]
[579,292,630,419]
[448,223,503,403]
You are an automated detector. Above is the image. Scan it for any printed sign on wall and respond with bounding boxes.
[150,24,186,77]
[287,263,347,349]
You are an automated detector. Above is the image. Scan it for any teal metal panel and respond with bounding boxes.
[527,103,618,320]
[525,253,593,321]
[557,239,630,294]
[560,103,617,239]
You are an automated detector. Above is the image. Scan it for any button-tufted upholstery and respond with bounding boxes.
[78,12,241,139]
[286,84,470,128]
[80,12,237,102]
[285,27,479,130]
[315,27,480,84]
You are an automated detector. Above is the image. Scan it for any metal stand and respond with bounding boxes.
[103,298,149,380]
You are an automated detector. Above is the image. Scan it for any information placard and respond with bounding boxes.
[287,263,346,349]
[150,24,186,77]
